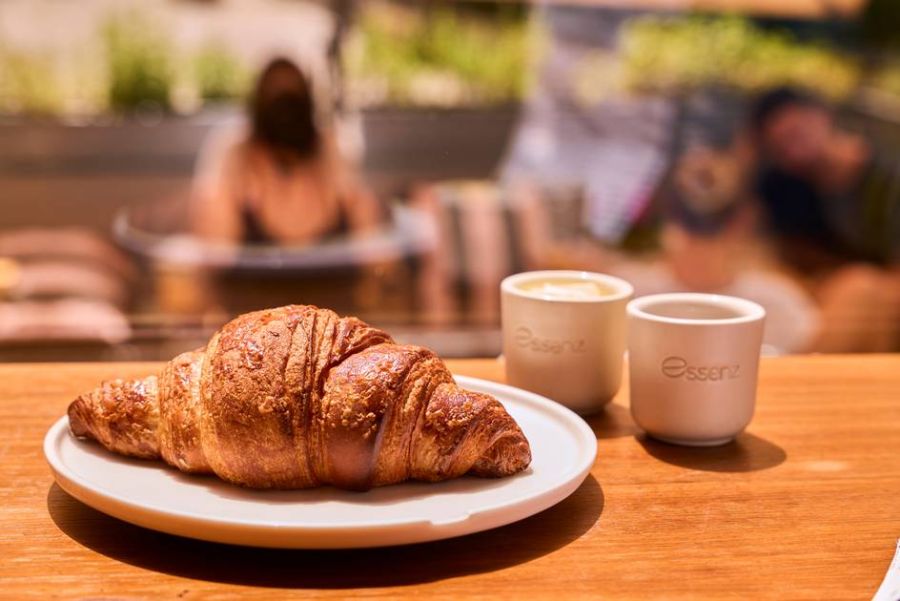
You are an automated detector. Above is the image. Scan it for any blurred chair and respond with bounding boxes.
[0,228,136,285]
[0,228,135,358]
[0,299,129,344]
[411,180,590,325]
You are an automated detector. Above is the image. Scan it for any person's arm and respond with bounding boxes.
[190,128,246,244]
[322,132,384,234]
[342,181,383,234]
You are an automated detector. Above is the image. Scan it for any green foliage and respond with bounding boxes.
[103,14,173,113]
[868,61,900,97]
[194,43,248,102]
[620,15,860,100]
[347,4,532,106]
[0,50,62,115]
[0,11,248,118]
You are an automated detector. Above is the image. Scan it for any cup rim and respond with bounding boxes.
[501,270,634,303]
[627,292,766,325]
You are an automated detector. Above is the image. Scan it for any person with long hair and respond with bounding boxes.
[750,87,900,351]
[191,57,381,245]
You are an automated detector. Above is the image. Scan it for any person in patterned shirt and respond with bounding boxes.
[751,87,900,351]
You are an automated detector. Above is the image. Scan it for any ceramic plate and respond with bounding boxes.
[44,375,597,549]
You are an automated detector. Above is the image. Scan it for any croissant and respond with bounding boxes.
[68,305,531,490]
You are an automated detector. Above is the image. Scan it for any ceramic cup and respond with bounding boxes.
[501,270,633,415]
[627,293,766,446]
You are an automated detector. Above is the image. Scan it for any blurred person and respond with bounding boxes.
[497,146,819,353]
[607,145,819,354]
[751,87,900,351]
[191,58,382,246]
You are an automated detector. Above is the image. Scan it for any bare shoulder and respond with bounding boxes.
[199,122,253,170]
[317,130,346,164]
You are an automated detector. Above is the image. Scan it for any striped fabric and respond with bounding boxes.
[412,181,581,323]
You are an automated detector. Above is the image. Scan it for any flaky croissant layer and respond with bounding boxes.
[68,305,531,490]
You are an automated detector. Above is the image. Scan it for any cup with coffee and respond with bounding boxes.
[627,292,766,446]
[501,270,633,414]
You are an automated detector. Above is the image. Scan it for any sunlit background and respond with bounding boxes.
[2,0,899,361]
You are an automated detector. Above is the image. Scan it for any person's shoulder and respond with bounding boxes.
[316,130,341,159]
[200,121,253,165]
[304,131,345,177]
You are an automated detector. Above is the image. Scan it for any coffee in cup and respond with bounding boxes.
[501,271,633,414]
[627,292,766,446]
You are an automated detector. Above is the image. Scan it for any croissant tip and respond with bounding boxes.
[67,395,91,438]
[470,433,532,478]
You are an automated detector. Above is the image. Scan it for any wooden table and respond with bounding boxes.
[2,355,899,600]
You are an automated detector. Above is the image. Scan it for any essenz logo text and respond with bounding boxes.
[515,326,586,354]
[661,356,740,381]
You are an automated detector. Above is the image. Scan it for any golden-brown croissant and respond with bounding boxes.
[68,305,531,490]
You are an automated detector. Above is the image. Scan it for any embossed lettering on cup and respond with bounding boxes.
[501,271,633,415]
[628,293,765,446]
[515,326,587,355]
[660,356,741,381]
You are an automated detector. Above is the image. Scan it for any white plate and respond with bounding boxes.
[44,375,597,549]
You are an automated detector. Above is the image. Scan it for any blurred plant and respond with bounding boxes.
[103,14,173,113]
[0,13,249,119]
[869,63,900,96]
[345,2,533,107]
[194,42,248,102]
[620,16,860,101]
[0,50,63,115]
[859,60,900,115]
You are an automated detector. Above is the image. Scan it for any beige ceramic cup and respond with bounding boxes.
[501,270,633,415]
[627,293,766,446]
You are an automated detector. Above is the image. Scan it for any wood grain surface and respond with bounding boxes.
[2,355,899,600]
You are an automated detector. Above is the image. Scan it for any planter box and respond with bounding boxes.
[0,112,226,232]
[0,105,521,231]
[360,105,521,199]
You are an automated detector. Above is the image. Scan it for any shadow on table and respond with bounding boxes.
[637,432,786,473]
[47,475,603,588]
[583,402,639,440]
